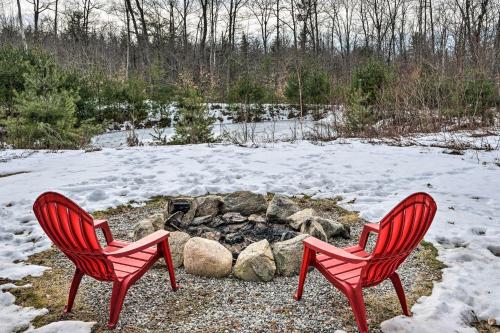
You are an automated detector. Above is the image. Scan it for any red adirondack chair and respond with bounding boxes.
[33,192,178,329]
[294,192,437,333]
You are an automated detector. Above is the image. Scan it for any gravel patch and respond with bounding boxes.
[38,200,441,333]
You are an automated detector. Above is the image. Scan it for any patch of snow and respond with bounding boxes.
[0,288,48,333]
[0,135,499,332]
[26,321,95,333]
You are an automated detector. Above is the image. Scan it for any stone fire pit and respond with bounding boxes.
[132,191,351,282]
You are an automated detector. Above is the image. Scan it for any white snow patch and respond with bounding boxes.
[0,135,499,332]
[26,321,95,333]
[0,288,48,333]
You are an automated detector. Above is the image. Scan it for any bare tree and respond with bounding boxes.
[26,0,53,40]
[17,0,28,50]
[251,0,275,54]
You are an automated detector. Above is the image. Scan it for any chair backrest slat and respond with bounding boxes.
[34,192,115,281]
[361,192,437,287]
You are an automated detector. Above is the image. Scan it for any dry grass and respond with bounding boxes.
[6,248,96,328]
[363,241,445,328]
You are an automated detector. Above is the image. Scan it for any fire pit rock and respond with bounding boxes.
[272,234,310,276]
[194,195,222,217]
[183,237,233,278]
[167,231,191,268]
[129,192,355,282]
[222,191,267,216]
[288,208,316,230]
[300,216,350,242]
[233,239,276,282]
[266,194,300,223]
[133,220,155,241]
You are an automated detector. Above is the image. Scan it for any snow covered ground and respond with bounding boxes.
[0,133,499,332]
[93,119,311,148]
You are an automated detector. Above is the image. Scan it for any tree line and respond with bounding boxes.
[0,0,498,148]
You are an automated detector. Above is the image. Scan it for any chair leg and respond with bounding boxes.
[160,240,179,291]
[390,272,411,316]
[64,268,83,313]
[108,281,129,329]
[294,246,314,301]
[346,287,369,333]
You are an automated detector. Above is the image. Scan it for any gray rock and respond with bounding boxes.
[194,195,222,217]
[300,216,350,242]
[222,212,247,224]
[316,217,350,239]
[181,199,198,226]
[280,231,299,241]
[191,215,213,226]
[223,233,244,245]
[288,208,316,230]
[300,218,328,242]
[149,213,166,231]
[133,219,155,241]
[165,211,183,228]
[233,239,276,282]
[266,194,300,223]
[248,214,266,223]
[184,237,233,278]
[223,191,267,216]
[272,234,310,276]
[200,230,221,242]
[167,231,190,268]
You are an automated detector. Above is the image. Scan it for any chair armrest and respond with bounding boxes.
[303,237,368,263]
[107,230,170,258]
[359,222,380,249]
[94,219,114,244]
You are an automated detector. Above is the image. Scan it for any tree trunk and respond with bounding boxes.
[54,0,59,38]
[16,0,27,50]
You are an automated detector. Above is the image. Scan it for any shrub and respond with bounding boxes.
[170,77,214,145]
[350,61,389,106]
[228,78,266,122]
[3,54,99,149]
[285,67,331,106]
[6,87,81,149]
[462,76,497,123]
[344,88,374,133]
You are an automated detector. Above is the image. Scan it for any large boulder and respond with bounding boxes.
[167,231,190,268]
[133,219,155,241]
[195,195,222,217]
[222,191,267,216]
[266,194,300,223]
[233,240,276,282]
[300,216,350,242]
[288,208,316,230]
[272,234,309,276]
[183,237,233,278]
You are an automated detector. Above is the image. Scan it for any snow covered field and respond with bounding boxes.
[93,119,314,148]
[0,134,499,332]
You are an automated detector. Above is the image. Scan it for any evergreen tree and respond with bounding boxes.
[4,56,91,149]
[170,76,214,144]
